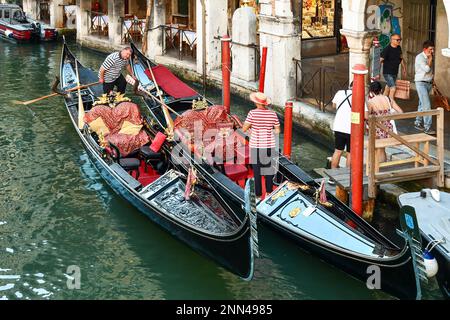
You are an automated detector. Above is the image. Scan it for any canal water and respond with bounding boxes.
[0,41,442,300]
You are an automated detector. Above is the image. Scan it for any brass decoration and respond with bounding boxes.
[289,207,301,218]
[271,189,287,201]
[98,131,108,148]
[320,201,333,208]
[93,91,131,107]
[287,182,310,191]
[192,97,208,110]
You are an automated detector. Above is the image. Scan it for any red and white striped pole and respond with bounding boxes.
[221,35,231,114]
[283,101,293,159]
[350,64,368,217]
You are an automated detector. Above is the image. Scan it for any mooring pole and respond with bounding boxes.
[283,101,293,159]
[350,64,368,217]
[259,47,268,93]
[221,35,231,114]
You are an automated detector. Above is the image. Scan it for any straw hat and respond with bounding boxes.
[250,91,272,106]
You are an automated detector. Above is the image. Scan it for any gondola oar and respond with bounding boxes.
[125,75,179,129]
[12,81,100,106]
[75,61,85,129]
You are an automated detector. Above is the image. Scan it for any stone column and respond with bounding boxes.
[196,0,228,74]
[146,0,166,59]
[108,0,125,46]
[258,0,301,106]
[340,29,380,83]
[23,0,39,20]
[76,0,91,39]
[443,0,450,57]
[50,0,65,28]
[231,6,257,82]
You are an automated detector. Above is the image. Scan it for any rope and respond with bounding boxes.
[425,238,446,253]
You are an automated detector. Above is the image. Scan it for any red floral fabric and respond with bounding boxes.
[84,102,150,156]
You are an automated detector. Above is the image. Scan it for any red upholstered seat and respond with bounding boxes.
[223,164,248,182]
[236,144,250,165]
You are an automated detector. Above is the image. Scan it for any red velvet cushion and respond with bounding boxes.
[223,164,248,182]
[150,132,167,152]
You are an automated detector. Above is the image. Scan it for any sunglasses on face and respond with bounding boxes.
[393,38,402,42]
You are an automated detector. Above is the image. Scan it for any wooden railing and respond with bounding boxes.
[366,108,445,198]
[88,10,108,36]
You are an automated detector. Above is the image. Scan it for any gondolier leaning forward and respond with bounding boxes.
[98,47,136,95]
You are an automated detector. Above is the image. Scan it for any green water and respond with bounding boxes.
[0,41,440,300]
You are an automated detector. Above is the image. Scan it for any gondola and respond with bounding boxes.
[58,41,257,280]
[130,42,427,299]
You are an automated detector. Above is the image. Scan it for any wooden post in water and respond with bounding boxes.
[259,47,268,93]
[350,64,368,217]
[283,101,293,159]
[221,35,231,114]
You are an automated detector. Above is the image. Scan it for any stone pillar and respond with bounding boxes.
[146,0,166,59]
[196,0,228,74]
[76,0,90,39]
[258,0,301,107]
[23,0,39,20]
[443,0,450,57]
[340,29,380,83]
[50,0,65,28]
[231,7,257,82]
[108,0,125,46]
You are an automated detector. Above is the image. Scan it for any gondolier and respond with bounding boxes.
[98,47,136,95]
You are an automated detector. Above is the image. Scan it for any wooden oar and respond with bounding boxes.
[13,81,100,105]
[75,62,85,130]
[145,61,175,131]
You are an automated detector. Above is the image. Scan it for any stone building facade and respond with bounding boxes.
[21,0,450,105]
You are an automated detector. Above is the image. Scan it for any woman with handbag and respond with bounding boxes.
[366,81,404,164]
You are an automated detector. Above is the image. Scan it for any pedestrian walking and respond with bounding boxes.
[381,34,407,101]
[414,40,436,135]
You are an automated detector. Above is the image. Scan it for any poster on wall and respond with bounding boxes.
[378,4,401,49]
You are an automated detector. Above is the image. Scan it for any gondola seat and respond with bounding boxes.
[139,145,162,172]
[223,163,248,183]
[118,158,141,179]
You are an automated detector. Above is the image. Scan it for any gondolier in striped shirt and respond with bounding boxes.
[98,47,136,95]
[242,92,280,199]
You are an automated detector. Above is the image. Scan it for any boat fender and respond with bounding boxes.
[5,30,13,38]
[430,189,440,202]
[423,250,439,278]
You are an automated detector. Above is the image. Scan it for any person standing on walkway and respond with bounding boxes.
[329,83,353,174]
[414,40,436,135]
[242,92,280,200]
[366,81,404,164]
[381,34,407,101]
[98,47,135,95]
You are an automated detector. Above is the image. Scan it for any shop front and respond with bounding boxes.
[299,0,348,57]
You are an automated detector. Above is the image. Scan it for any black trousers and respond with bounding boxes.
[103,74,127,95]
[250,148,277,197]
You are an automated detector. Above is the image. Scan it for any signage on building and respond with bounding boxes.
[371,44,381,80]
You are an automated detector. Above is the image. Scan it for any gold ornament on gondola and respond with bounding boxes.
[93,92,131,108]
[289,207,301,218]
[192,97,208,110]
[287,182,310,191]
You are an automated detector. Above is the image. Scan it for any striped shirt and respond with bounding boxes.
[99,52,129,83]
[244,108,280,148]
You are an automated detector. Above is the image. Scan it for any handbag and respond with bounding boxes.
[394,79,410,100]
[387,97,398,134]
[433,83,450,111]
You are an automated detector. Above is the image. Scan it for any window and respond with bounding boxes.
[4,10,10,19]
[302,0,336,39]
[178,0,188,15]
[0,10,3,19]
